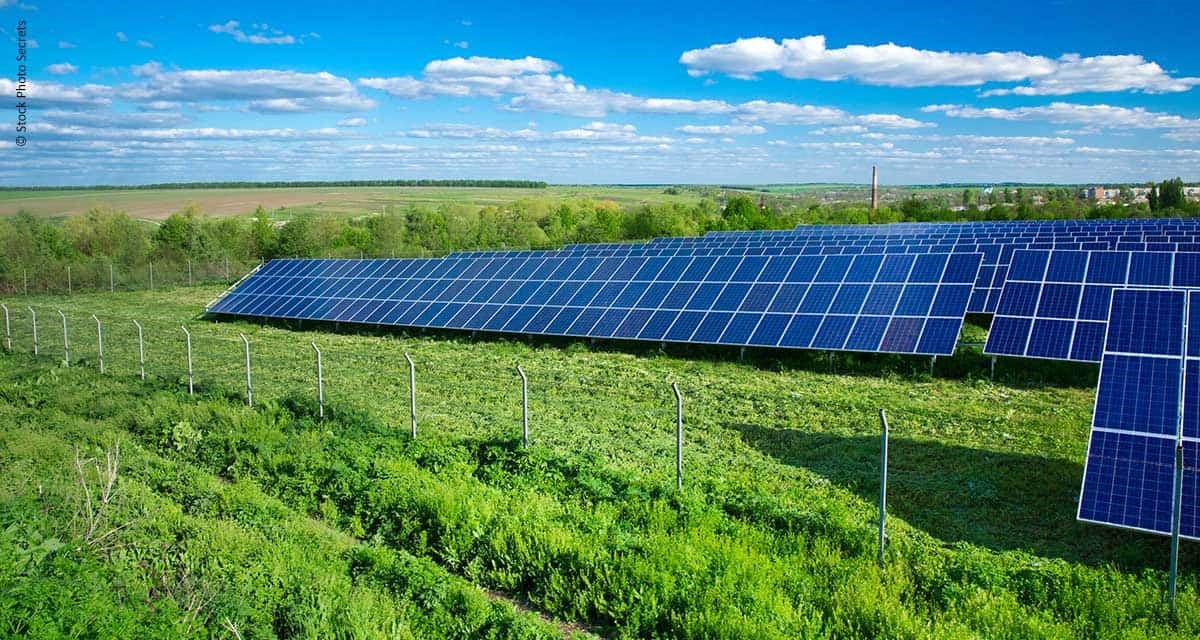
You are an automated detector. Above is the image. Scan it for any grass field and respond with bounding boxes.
[0,186,703,221]
[1,285,1197,637]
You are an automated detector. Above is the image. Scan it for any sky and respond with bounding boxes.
[3,0,1199,186]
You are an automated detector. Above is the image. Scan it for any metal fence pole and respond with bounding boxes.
[57,310,69,365]
[672,382,683,491]
[109,264,115,293]
[22,268,27,295]
[91,314,104,374]
[149,262,154,290]
[66,266,71,295]
[1,303,10,351]
[878,409,890,566]
[240,333,252,407]
[28,307,37,355]
[224,257,230,281]
[312,342,324,419]
[517,365,529,448]
[133,320,145,380]
[188,259,193,287]
[181,326,193,395]
[404,352,416,439]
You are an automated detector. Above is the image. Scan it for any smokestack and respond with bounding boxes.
[870,165,879,210]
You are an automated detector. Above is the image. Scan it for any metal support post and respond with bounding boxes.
[149,262,154,289]
[312,342,324,419]
[878,409,890,566]
[673,382,683,491]
[240,333,252,407]
[405,352,416,439]
[517,365,529,448]
[1169,442,1183,621]
[109,264,114,292]
[187,259,193,286]
[57,309,69,365]
[66,266,71,295]
[990,356,996,380]
[91,314,104,374]
[181,326,193,395]
[28,307,37,355]
[1,303,10,351]
[133,320,145,380]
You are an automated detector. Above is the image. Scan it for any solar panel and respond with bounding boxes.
[1077,288,1199,539]
[984,250,1200,362]
[211,251,982,356]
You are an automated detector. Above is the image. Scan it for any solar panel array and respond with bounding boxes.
[984,250,1200,362]
[1077,288,1199,539]
[210,251,982,355]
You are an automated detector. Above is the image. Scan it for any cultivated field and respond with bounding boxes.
[0,186,702,221]
[1,285,1196,637]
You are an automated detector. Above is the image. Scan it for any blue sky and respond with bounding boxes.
[4,0,1199,185]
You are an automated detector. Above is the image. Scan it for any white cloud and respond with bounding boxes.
[676,124,765,135]
[680,35,1200,95]
[444,40,469,49]
[57,40,76,49]
[208,20,309,45]
[115,32,127,42]
[337,116,367,127]
[41,109,191,129]
[922,102,1200,131]
[0,78,110,107]
[45,62,78,75]
[812,125,868,135]
[123,64,375,113]
[136,40,153,49]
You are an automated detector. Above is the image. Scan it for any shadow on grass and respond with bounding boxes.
[731,421,1197,572]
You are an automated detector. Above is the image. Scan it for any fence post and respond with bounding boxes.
[878,409,890,566]
[672,382,683,491]
[27,307,37,355]
[109,264,115,292]
[240,333,252,407]
[1,303,10,351]
[312,342,324,419]
[404,352,416,439]
[91,314,104,374]
[133,320,145,380]
[181,326,193,395]
[149,262,154,290]
[188,259,193,287]
[517,364,529,448]
[57,309,69,366]
[224,256,230,281]
[66,266,71,295]
[22,268,27,295]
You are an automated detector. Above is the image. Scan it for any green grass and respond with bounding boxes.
[1,285,1197,637]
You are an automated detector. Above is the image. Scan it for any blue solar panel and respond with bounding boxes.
[213,251,982,356]
[1077,288,1198,540]
[985,250,1199,362]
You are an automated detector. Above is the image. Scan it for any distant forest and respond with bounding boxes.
[1,178,1196,293]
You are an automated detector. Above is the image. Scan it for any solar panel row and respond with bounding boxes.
[210,251,983,355]
[986,251,1200,362]
[1077,288,1199,540]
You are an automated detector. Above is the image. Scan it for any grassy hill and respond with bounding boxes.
[0,285,1196,637]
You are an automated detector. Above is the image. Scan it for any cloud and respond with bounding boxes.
[136,40,153,49]
[680,35,1200,95]
[57,40,76,48]
[123,64,375,113]
[0,78,110,107]
[41,109,191,129]
[208,20,309,45]
[676,124,765,135]
[922,102,1200,131]
[337,116,367,127]
[359,55,918,126]
[45,62,78,75]
[444,40,469,49]
[115,32,127,42]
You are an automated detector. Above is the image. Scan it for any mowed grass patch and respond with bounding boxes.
[1,286,1197,637]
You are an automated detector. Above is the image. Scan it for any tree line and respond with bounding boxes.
[1,183,1196,292]
[0,179,549,192]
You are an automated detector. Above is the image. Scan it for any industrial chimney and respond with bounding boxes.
[870,165,878,211]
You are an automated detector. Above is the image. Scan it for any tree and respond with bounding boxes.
[1148,184,1159,211]
[250,206,276,259]
[961,189,973,208]
[1158,177,1186,210]
[1003,188,1013,204]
